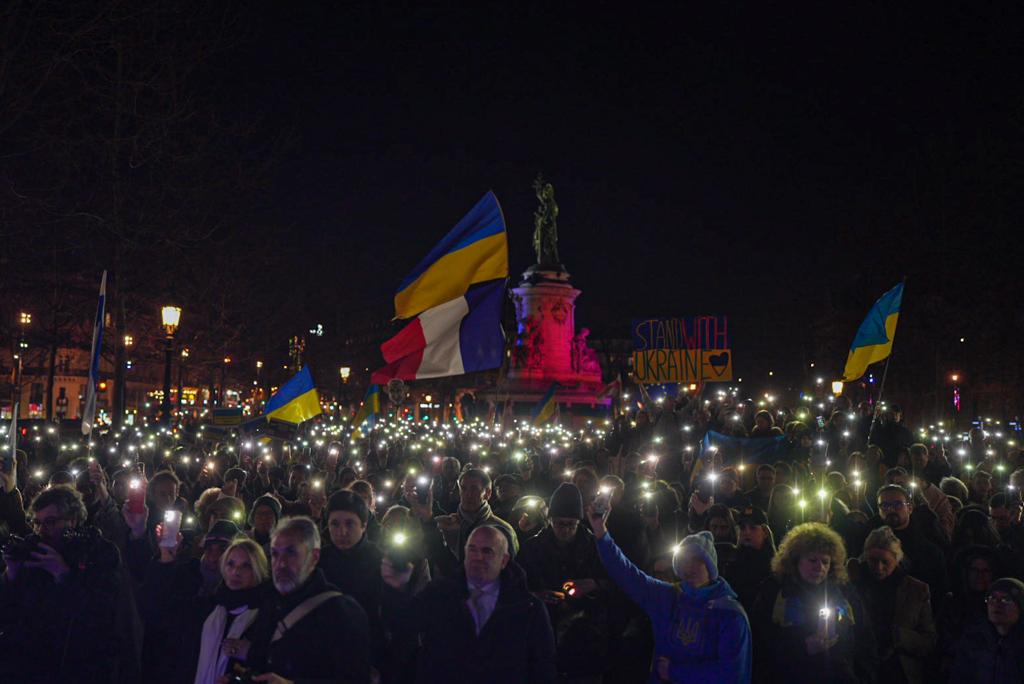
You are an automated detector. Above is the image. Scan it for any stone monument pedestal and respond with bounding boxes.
[502,266,605,406]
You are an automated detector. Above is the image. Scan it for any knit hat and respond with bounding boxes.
[548,482,584,520]
[251,494,282,522]
[989,577,1024,611]
[205,519,243,547]
[737,506,769,527]
[673,530,719,581]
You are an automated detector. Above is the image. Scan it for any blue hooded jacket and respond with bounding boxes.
[597,532,752,684]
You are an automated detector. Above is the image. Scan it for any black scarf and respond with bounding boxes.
[213,581,268,610]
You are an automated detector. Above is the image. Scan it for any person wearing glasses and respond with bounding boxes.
[875,484,948,612]
[950,577,1024,682]
[0,484,132,683]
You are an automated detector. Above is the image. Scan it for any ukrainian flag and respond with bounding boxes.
[841,283,904,382]
[394,191,508,319]
[531,383,559,426]
[352,384,381,440]
[265,367,322,424]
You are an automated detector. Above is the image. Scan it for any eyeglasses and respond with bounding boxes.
[551,520,580,529]
[878,501,907,511]
[986,594,1017,607]
[31,516,70,529]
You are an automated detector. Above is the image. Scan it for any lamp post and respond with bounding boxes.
[160,306,181,425]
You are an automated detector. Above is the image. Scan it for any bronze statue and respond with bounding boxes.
[532,173,560,267]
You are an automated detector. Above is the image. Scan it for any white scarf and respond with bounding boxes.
[194,604,259,684]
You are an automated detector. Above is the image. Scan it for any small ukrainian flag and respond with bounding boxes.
[841,283,904,382]
[352,384,381,440]
[531,383,559,426]
[264,367,322,424]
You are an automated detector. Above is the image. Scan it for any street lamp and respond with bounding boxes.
[340,366,351,382]
[160,305,181,425]
[831,381,844,396]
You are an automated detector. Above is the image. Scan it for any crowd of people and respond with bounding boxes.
[1,390,1023,683]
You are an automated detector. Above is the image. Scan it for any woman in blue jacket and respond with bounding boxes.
[588,501,752,683]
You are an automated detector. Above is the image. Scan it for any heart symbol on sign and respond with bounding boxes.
[708,352,729,377]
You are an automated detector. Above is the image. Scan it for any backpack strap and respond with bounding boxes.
[272,590,343,643]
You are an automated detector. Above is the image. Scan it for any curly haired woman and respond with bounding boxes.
[750,522,878,684]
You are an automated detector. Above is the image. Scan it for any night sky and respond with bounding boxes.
[6,3,1023,409]
[237,4,1021,391]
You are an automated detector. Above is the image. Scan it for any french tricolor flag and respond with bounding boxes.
[371,280,506,383]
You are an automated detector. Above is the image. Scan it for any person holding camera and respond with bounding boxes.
[0,484,132,683]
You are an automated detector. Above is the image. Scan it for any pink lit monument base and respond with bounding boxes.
[503,265,605,407]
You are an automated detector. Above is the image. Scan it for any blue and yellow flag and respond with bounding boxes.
[394,191,508,319]
[841,283,904,382]
[352,384,381,440]
[531,383,559,426]
[265,367,322,424]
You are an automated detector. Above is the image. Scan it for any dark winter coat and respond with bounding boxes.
[0,527,136,684]
[381,561,556,684]
[317,537,386,665]
[519,525,610,676]
[721,543,775,612]
[751,577,878,684]
[849,561,936,684]
[246,569,371,684]
[950,620,1024,684]
[138,557,269,684]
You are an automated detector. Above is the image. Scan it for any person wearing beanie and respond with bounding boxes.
[721,507,777,612]
[316,490,386,669]
[248,493,281,548]
[588,495,752,683]
[518,482,611,679]
[950,576,1024,682]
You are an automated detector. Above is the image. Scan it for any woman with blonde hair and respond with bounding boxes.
[848,526,935,684]
[141,532,270,684]
[750,522,877,684]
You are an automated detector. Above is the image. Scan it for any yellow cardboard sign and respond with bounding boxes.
[632,349,733,384]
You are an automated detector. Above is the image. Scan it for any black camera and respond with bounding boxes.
[0,533,41,562]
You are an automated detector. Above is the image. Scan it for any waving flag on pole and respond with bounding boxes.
[841,282,904,382]
[374,192,508,383]
[264,366,322,424]
[82,271,106,436]
[393,191,508,319]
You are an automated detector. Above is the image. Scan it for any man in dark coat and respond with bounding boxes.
[0,485,135,684]
[381,525,556,684]
[245,516,371,683]
[720,506,776,612]
[876,485,948,611]
[519,483,610,680]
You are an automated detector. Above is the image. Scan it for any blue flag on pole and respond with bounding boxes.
[82,271,107,436]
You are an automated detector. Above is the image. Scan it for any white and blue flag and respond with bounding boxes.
[82,271,107,435]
